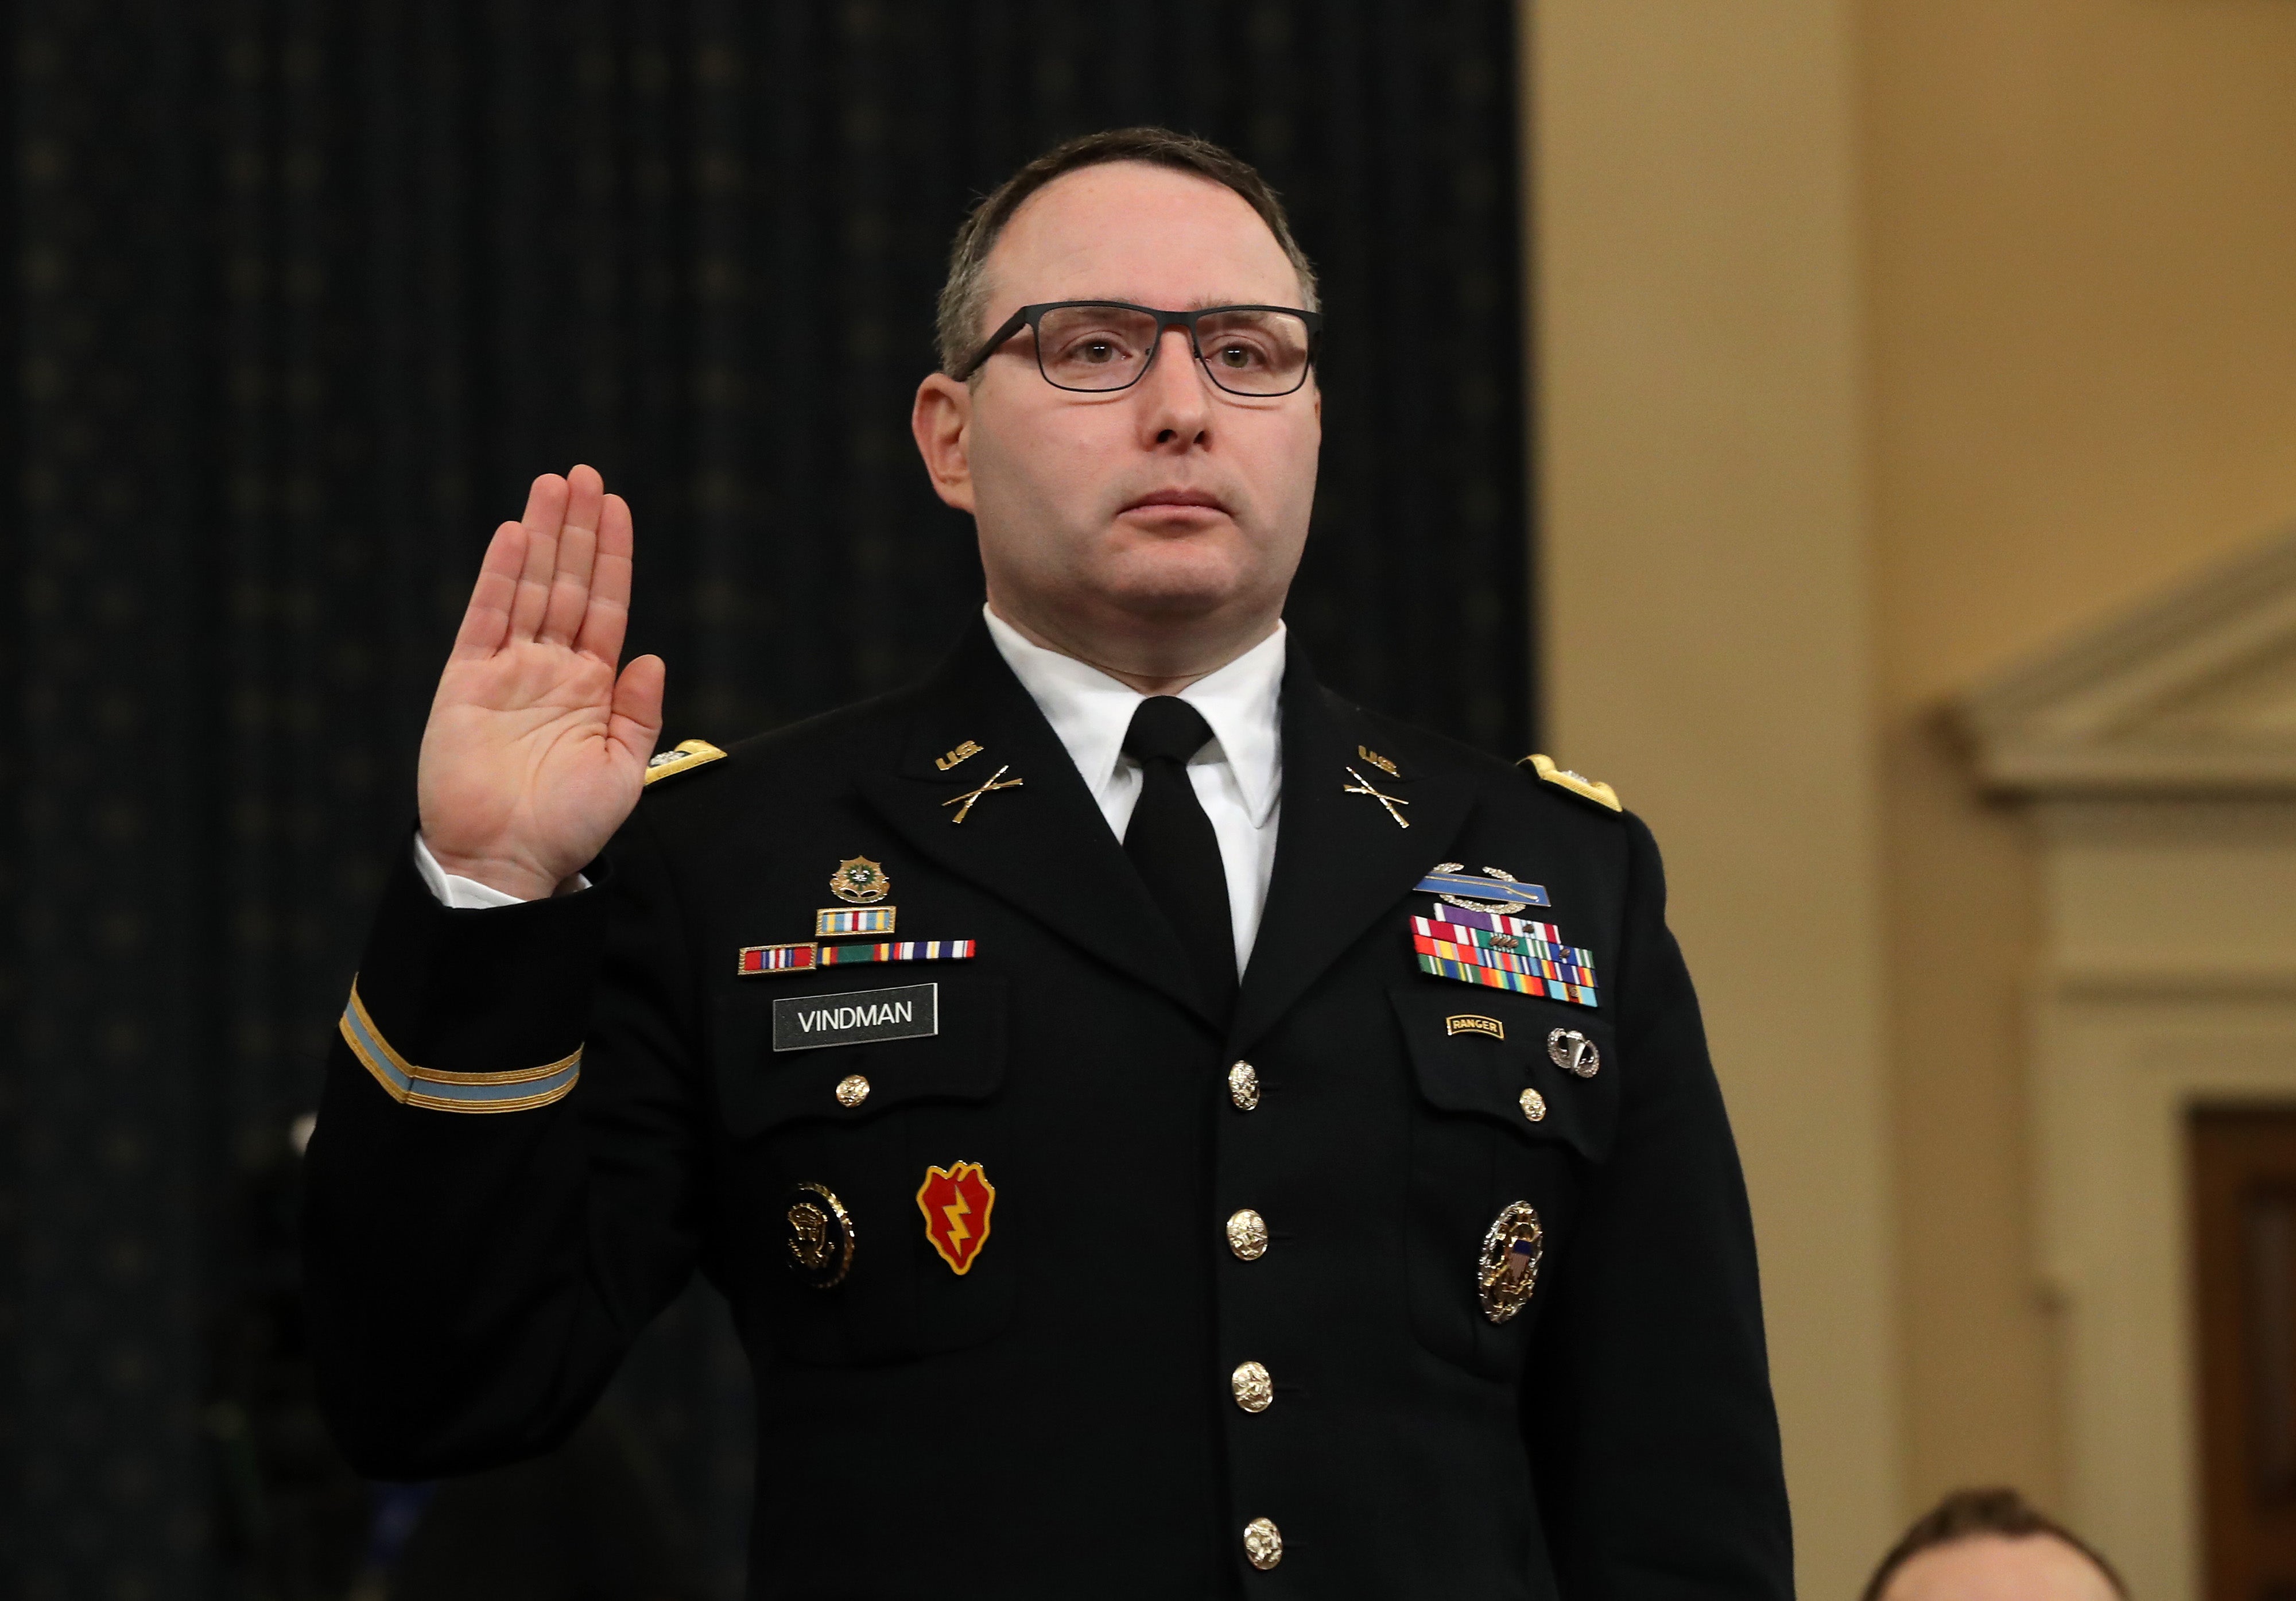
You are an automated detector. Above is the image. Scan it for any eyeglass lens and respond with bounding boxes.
[1034,305,1313,396]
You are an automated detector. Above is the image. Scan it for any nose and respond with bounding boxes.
[1135,324,1212,446]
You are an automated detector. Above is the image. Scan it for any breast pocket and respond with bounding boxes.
[709,973,1013,1367]
[1389,984,1619,1379]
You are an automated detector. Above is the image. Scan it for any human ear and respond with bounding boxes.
[910,373,978,514]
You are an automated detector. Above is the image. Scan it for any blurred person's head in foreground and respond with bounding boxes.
[1864,1488,2126,1601]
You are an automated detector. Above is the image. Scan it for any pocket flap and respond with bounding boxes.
[712,974,1007,1138]
[1388,984,1619,1164]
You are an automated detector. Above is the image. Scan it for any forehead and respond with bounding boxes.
[1884,1535,2117,1601]
[983,161,1303,311]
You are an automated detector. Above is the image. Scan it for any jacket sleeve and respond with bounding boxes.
[301,809,706,1479]
[1523,811,1794,1597]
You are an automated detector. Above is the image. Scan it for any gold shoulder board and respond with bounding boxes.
[643,738,728,787]
[1522,753,1621,812]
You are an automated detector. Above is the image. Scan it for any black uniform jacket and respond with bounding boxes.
[304,621,1791,1599]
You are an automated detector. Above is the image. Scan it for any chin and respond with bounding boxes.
[1091,548,1259,621]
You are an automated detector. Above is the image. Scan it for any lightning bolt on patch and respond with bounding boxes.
[916,1161,996,1276]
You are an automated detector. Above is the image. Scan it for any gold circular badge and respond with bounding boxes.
[834,1073,871,1108]
[1478,1200,1544,1324]
[784,1181,855,1289]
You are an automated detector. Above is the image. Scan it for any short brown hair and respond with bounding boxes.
[934,126,1319,377]
[1861,1488,2127,1601]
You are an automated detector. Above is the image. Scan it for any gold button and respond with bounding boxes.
[1243,1516,1283,1571]
[1231,1359,1274,1413]
[1228,1060,1261,1111]
[835,1073,870,1108]
[1519,1087,1546,1122]
[1226,1208,1269,1260]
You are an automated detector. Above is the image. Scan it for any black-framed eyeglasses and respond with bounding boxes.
[955,301,1323,397]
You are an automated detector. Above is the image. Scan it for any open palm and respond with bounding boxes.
[417,466,665,901]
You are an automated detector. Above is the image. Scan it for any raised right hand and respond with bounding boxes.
[417,466,665,902]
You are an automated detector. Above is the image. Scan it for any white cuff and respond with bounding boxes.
[412,834,588,909]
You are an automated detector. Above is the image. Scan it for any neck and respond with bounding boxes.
[986,595,1279,697]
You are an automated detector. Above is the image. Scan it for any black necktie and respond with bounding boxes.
[1122,696,1237,1022]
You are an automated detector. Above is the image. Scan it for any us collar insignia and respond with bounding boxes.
[917,1161,996,1275]
[943,762,1022,824]
[829,856,890,904]
[1356,745,1399,777]
[936,739,984,772]
[1343,765,1410,828]
[643,738,727,786]
[1417,863,1550,912]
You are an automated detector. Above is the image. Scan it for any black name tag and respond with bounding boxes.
[771,982,938,1052]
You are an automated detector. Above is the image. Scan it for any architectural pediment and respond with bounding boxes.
[1960,525,2296,794]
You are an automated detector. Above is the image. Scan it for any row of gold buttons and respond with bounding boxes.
[1227,1060,1282,1571]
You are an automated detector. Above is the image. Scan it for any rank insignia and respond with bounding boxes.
[829,856,890,904]
[816,906,896,937]
[739,942,818,977]
[1410,911,1599,1007]
[643,738,727,786]
[917,1161,996,1276]
[1417,862,1550,912]
[785,1181,856,1289]
[1522,753,1622,812]
[1478,1200,1544,1324]
[817,939,976,968]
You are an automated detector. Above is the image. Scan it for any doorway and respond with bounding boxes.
[2192,1106,2296,1601]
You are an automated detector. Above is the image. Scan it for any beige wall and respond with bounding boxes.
[1533,0,2296,1586]
[1531,5,1902,1596]
[1864,0,2296,1524]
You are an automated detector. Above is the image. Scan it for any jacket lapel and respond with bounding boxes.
[851,622,1216,1029]
[1232,648,1473,1053]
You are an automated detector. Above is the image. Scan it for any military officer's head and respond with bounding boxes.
[910,129,1322,681]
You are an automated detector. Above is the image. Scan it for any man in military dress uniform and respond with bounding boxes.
[305,128,1791,1597]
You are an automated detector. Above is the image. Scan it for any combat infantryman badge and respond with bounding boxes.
[1417,862,1550,912]
[1479,1201,1544,1324]
[917,1161,996,1274]
[829,856,890,904]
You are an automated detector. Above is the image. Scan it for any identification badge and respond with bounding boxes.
[771,982,938,1052]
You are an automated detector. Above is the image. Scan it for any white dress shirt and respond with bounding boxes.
[981,606,1285,975]
[417,604,1289,975]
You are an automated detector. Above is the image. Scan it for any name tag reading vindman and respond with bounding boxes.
[771,983,939,1053]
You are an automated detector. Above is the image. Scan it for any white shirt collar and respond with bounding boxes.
[982,604,1286,825]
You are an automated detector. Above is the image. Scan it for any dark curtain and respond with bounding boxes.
[1,2,1529,1595]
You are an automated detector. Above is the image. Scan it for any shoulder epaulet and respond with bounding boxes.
[1521,753,1622,812]
[643,738,728,787]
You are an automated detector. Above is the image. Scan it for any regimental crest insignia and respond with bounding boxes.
[829,856,890,904]
[916,1161,996,1276]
